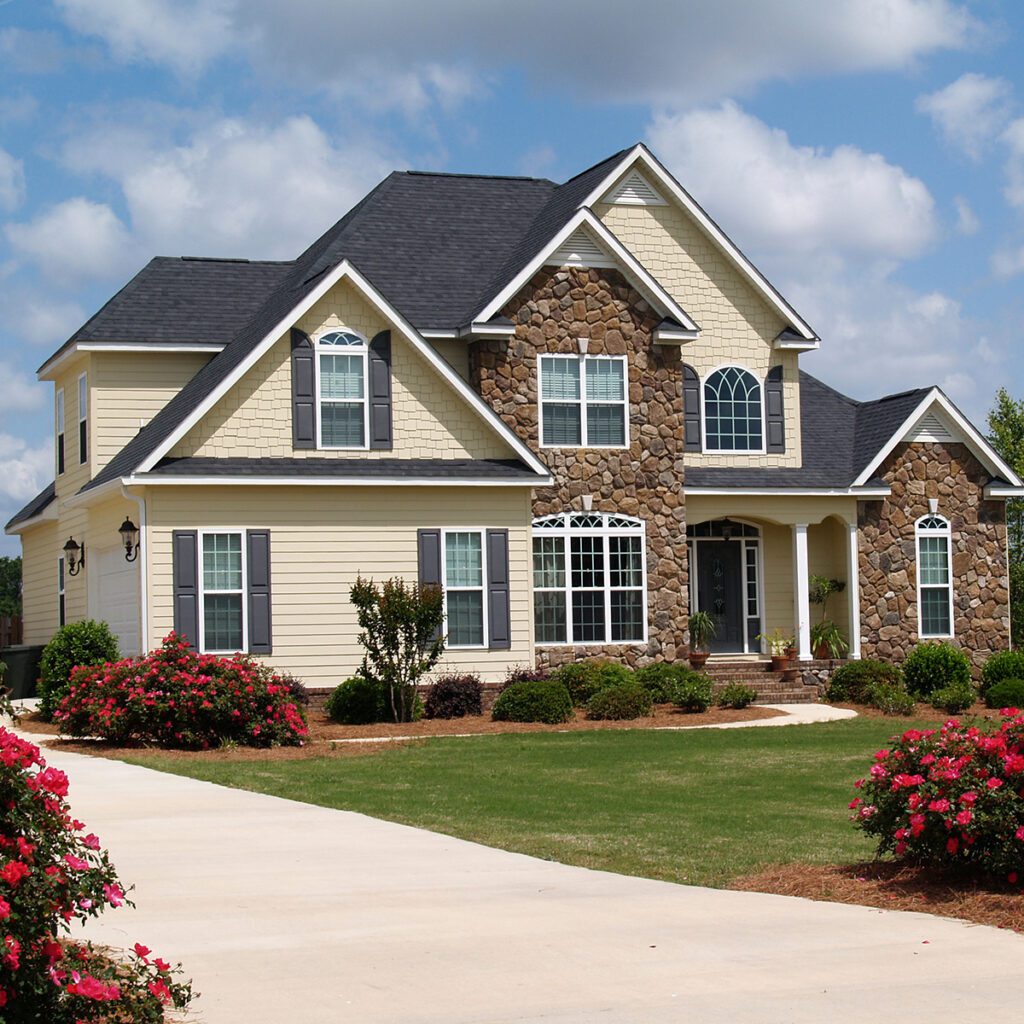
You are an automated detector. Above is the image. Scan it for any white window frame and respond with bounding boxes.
[314,329,370,451]
[915,514,954,639]
[532,512,648,647]
[58,556,65,627]
[538,354,629,450]
[197,529,248,655]
[701,363,766,454]
[77,372,88,466]
[441,528,488,650]
[56,388,65,476]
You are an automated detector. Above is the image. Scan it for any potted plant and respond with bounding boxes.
[756,628,793,671]
[810,619,848,660]
[687,611,716,669]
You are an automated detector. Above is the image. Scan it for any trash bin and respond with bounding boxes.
[0,645,44,700]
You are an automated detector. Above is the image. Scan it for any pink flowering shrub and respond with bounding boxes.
[55,632,308,749]
[852,711,1024,880]
[0,723,191,1020]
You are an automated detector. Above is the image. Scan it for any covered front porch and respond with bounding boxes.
[686,496,860,660]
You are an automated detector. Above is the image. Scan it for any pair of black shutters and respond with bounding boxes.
[290,327,393,449]
[682,363,785,453]
[172,530,272,654]
[418,528,511,650]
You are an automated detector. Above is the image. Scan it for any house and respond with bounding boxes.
[6,144,1020,687]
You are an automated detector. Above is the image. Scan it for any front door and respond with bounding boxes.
[695,540,744,653]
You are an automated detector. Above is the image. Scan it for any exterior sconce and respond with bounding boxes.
[63,536,85,576]
[720,518,736,541]
[119,517,140,563]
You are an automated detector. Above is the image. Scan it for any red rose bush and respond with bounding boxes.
[0,724,191,1020]
[55,632,308,749]
[853,710,1024,880]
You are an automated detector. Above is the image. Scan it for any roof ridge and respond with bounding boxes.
[557,144,636,186]
[176,256,294,265]
[403,169,555,184]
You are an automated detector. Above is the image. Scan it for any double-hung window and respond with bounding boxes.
[916,514,953,638]
[317,330,367,448]
[200,532,246,653]
[532,513,646,645]
[539,355,628,448]
[443,530,486,647]
[77,373,88,465]
[56,389,65,475]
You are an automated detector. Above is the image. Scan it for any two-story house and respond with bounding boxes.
[7,144,1020,686]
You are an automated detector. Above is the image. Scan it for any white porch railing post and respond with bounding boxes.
[793,523,811,660]
[847,520,861,660]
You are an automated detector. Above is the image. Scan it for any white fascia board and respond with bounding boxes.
[852,389,1023,488]
[474,208,700,333]
[458,322,517,339]
[683,486,891,497]
[4,506,58,535]
[64,477,125,509]
[420,330,459,339]
[985,485,1024,498]
[580,145,818,342]
[138,259,551,480]
[123,473,552,489]
[38,341,224,379]
[773,338,820,352]
[653,327,699,345]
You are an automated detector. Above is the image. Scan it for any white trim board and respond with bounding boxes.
[683,486,891,497]
[122,473,552,489]
[39,342,224,379]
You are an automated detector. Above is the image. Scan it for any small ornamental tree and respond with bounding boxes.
[350,577,446,723]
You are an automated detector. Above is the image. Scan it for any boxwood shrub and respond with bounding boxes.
[984,677,1024,710]
[672,674,713,713]
[326,676,386,724]
[980,650,1024,696]
[425,674,483,719]
[633,662,692,703]
[865,681,916,716]
[585,684,653,721]
[38,620,120,721]
[556,660,634,706]
[492,679,573,724]
[902,641,972,699]
[715,682,758,709]
[929,682,976,714]
[825,659,902,703]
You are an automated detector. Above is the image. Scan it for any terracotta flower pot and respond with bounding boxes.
[688,651,709,670]
[770,654,788,672]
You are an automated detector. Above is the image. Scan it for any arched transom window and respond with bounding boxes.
[316,330,368,448]
[532,512,646,646]
[916,514,953,638]
[704,366,763,451]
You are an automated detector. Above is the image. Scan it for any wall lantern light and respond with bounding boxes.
[119,518,140,563]
[63,536,85,576]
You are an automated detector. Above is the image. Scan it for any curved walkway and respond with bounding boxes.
[10,719,1020,1023]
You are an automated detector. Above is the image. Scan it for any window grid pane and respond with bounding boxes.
[203,533,242,591]
[447,591,484,647]
[319,353,364,400]
[920,588,951,636]
[204,594,243,651]
[321,403,364,446]
[586,405,626,446]
[609,536,642,588]
[585,360,625,402]
[705,367,763,450]
[542,358,581,400]
[543,404,582,446]
[610,590,643,642]
[534,591,567,644]
[571,536,604,589]
[572,591,605,642]
[533,536,565,589]
[918,536,949,585]
[446,533,483,588]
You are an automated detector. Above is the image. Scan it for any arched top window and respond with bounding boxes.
[533,512,644,532]
[915,513,953,638]
[316,329,368,448]
[318,330,366,348]
[917,514,949,532]
[704,366,763,452]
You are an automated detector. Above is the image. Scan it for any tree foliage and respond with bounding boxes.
[987,388,1024,646]
[0,554,21,616]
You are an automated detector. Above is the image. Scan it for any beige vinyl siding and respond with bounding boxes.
[145,485,533,685]
[808,515,851,638]
[598,198,801,468]
[172,279,512,461]
[19,522,59,645]
[51,354,91,501]
[93,351,212,470]
[760,523,795,638]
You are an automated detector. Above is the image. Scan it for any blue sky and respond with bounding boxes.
[3,0,1024,554]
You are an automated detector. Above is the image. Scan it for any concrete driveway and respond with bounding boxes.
[24,742,1023,1023]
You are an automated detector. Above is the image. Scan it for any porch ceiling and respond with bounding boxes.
[686,494,857,527]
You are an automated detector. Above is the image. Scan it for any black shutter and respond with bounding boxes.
[368,330,393,450]
[418,529,443,642]
[291,328,316,449]
[172,531,199,648]
[683,363,702,452]
[247,530,272,655]
[486,529,511,650]
[765,365,785,453]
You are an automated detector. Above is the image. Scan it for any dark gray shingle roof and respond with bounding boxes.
[5,482,55,530]
[148,457,539,481]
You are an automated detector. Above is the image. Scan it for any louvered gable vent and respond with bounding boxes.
[608,170,666,206]
[906,409,957,443]
[549,227,616,268]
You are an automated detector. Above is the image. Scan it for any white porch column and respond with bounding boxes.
[792,523,811,660]
[847,521,862,660]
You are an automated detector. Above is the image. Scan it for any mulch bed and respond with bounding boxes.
[731,861,1024,933]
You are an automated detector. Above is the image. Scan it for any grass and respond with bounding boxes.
[121,717,930,888]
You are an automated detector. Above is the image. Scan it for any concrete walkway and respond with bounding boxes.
[12,730,1021,1023]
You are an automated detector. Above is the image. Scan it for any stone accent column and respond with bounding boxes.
[847,520,861,659]
[792,523,811,660]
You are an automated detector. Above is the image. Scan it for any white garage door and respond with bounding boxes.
[89,545,141,656]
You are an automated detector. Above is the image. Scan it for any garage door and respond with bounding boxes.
[89,545,141,655]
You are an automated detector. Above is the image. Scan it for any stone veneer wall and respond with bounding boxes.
[470,266,688,668]
[858,441,1009,673]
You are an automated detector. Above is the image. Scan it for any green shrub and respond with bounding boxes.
[585,684,653,721]
[866,681,916,716]
[672,674,713,713]
[929,682,976,714]
[326,676,385,724]
[556,660,634,706]
[980,650,1024,696]
[826,659,902,703]
[902,641,971,699]
[633,662,692,703]
[984,677,1024,710]
[38,620,120,720]
[715,683,758,709]
[492,679,573,724]
[503,665,551,686]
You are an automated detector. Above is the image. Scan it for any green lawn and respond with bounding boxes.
[123,718,930,887]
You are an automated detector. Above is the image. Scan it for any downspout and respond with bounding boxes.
[121,484,149,655]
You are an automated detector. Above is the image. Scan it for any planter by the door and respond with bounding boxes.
[813,644,830,660]
[688,651,709,670]
[781,666,800,683]
[770,654,789,672]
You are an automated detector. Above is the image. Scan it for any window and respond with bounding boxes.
[704,366,763,451]
[56,388,65,475]
[200,532,246,652]
[443,530,486,647]
[316,330,367,448]
[539,355,628,448]
[532,512,646,645]
[58,557,65,627]
[916,514,953,638]
[77,373,88,465]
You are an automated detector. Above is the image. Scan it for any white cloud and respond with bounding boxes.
[916,73,1013,159]
[5,198,136,283]
[0,148,25,212]
[954,195,979,235]
[0,365,45,414]
[1001,118,1024,210]
[0,433,52,506]
[991,244,1024,278]
[647,102,937,267]
[2,292,88,346]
